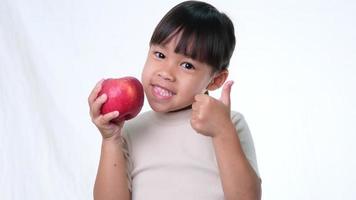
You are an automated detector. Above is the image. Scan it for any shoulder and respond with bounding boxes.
[230,110,245,122]
[121,110,155,137]
[123,110,154,130]
[230,111,249,133]
[230,111,255,144]
[126,110,155,126]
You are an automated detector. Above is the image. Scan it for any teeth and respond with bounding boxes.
[154,86,174,97]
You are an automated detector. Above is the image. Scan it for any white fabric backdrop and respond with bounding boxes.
[1,0,355,199]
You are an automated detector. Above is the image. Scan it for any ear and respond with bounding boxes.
[206,69,229,91]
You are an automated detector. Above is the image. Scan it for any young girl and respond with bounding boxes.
[89,1,261,199]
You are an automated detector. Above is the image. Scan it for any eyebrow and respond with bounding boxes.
[152,44,167,50]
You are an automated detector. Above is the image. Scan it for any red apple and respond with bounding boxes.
[98,76,144,122]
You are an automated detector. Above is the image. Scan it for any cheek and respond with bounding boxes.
[180,77,209,96]
[141,62,153,87]
[140,66,147,83]
[192,77,209,93]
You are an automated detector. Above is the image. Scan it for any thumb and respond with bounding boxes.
[219,80,234,107]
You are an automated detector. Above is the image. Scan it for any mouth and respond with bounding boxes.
[151,84,176,100]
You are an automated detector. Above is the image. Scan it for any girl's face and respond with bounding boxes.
[141,35,215,113]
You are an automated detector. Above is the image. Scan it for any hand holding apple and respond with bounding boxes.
[98,77,144,122]
[88,77,144,140]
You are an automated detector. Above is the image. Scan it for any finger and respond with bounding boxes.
[194,93,206,102]
[219,80,234,107]
[192,101,199,111]
[88,79,105,106]
[91,93,107,117]
[99,111,120,124]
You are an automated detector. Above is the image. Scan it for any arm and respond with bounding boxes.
[88,79,131,200]
[191,80,261,200]
[212,123,261,200]
[94,138,131,200]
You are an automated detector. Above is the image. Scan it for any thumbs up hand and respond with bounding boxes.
[190,81,235,138]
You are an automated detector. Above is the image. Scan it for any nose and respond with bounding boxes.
[157,65,175,82]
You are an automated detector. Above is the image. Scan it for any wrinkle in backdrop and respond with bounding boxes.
[0,0,89,199]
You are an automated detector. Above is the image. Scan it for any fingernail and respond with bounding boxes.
[113,111,119,116]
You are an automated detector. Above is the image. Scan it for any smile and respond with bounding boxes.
[152,85,175,99]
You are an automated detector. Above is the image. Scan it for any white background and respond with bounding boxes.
[1,0,355,199]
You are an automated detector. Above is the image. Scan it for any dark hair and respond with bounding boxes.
[149,1,236,73]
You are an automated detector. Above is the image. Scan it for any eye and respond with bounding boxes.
[154,51,165,59]
[181,62,195,70]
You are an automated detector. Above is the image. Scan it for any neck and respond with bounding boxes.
[168,104,192,113]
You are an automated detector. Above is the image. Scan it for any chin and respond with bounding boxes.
[147,101,171,113]
[151,105,181,113]
[148,101,192,113]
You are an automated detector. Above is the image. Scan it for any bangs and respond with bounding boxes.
[151,27,223,70]
[149,1,235,72]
